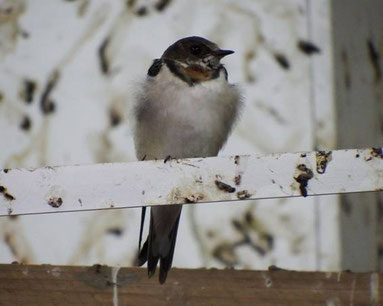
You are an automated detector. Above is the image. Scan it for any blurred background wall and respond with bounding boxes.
[0,0,382,272]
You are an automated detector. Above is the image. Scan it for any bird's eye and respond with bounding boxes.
[190,45,202,55]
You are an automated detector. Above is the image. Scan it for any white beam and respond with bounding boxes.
[0,148,382,217]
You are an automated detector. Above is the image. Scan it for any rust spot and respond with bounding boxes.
[0,186,15,201]
[316,151,332,174]
[297,40,321,55]
[215,180,236,193]
[234,174,241,186]
[47,196,63,208]
[294,164,313,197]
[237,190,251,200]
[184,194,203,203]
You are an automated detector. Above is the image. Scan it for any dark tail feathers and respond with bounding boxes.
[137,209,181,284]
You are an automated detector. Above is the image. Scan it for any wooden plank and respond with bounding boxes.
[0,148,383,217]
[330,0,383,273]
[0,264,380,305]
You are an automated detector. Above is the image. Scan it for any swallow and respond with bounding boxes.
[134,36,242,283]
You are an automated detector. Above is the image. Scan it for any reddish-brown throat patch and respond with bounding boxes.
[182,65,214,82]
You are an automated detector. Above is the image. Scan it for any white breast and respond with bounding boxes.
[134,65,241,160]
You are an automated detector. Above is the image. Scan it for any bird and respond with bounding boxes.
[133,36,242,284]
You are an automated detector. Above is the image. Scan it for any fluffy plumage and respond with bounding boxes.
[133,36,242,283]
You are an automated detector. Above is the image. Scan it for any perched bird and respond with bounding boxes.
[133,36,242,284]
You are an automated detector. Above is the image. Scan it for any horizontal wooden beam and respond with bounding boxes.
[0,148,382,216]
[0,264,380,305]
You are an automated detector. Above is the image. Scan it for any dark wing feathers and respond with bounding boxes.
[159,213,181,284]
[147,59,163,77]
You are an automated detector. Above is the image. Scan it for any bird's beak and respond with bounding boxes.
[213,49,234,58]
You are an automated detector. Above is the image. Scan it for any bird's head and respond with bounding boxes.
[161,36,234,71]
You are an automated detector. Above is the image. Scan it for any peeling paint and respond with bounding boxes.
[294,164,314,197]
[44,185,65,208]
[316,151,332,174]
[184,194,204,203]
[371,147,383,159]
[47,196,63,208]
[234,174,241,186]
[237,190,251,200]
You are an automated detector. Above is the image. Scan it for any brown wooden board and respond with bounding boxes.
[0,264,381,305]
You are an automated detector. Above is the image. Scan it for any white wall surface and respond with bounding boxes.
[0,0,381,272]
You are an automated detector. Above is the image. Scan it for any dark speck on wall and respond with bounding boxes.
[297,40,321,55]
[20,79,37,104]
[135,6,148,16]
[20,115,32,131]
[98,37,110,75]
[40,71,59,115]
[106,227,124,236]
[367,39,381,82]
[109,108,122,127]
[155,0,172,11]
[274,53,290,70]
